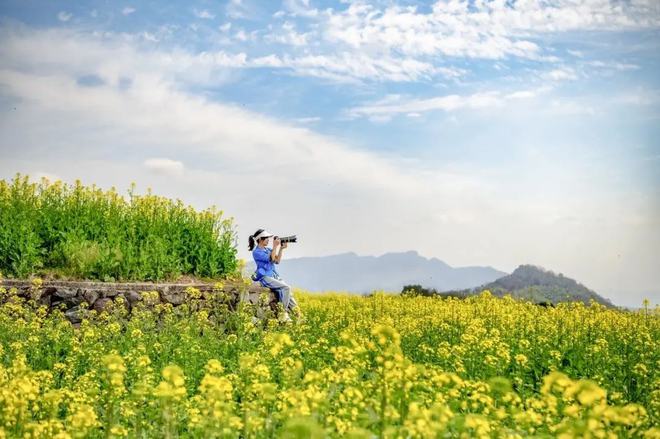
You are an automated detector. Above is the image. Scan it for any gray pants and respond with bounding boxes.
[261,275,298,311]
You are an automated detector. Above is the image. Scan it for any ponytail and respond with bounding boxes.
[248,229,264,251]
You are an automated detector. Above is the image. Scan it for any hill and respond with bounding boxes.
[445,264,613,306]
[244,250,506,293]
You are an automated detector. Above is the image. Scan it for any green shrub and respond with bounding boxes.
[0,174,238,280]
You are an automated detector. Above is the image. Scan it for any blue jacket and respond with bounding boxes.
[252,246,278,281]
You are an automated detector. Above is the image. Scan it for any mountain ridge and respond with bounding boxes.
[243,250,506,293]
[438,264,613,306]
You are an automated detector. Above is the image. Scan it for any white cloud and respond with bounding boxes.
[144,158,185,176]
[226,0,248,20]
[506,90,537,100]
[348,88,540,119]
[57,11,72,22]
[587,60,640,71]
[272,53,438,83]
[318,0,660,63]
[122,7,136,16]
[283,0,319,18]
[265,21,310,46]
[0,27,469,200]
[234,29,248,41]
[235,0,659,85]
[193,9,215,20]
[294,116,321,124]
[544,67,578,81]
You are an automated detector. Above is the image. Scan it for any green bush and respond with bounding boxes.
[0,174,238,280]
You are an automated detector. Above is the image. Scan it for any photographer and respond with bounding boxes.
[248,229,298,322]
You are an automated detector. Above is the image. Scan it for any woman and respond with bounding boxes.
[248,229,298,322]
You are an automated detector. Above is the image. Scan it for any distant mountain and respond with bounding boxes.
[449,264,613,306]
[244,251,506,293]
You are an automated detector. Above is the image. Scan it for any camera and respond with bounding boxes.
[275,235,297,244]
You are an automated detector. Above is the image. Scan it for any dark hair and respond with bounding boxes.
[248,229,264,251]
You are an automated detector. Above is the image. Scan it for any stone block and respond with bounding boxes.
[124,290,142,304]
[82,290,100,305]
[161,288,185,305]
[65,306,86,324]
[92,298,113,313]
[54,288,79,299]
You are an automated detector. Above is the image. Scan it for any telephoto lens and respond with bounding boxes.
[278,235,297,244]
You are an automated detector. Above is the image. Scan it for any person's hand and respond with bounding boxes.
[273,237,281,248]
[281,242,288,249]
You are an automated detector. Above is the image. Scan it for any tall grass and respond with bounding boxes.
[0,174,238,280]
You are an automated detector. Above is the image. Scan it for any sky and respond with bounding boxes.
[0,0,659,307]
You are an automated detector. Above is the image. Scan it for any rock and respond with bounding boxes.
[52,295,84,309]
[246,291,260,305]
[92,298,113,313]
[102,289,119,298]
[161,287,185,305]
[65,306,85,324]
[37,291,52,307]
[248,282,265,294]
[42,286,58,297]
[1,279,277,323]
[82,289,100,305]
[54,288,79,299]
[124,290,142,304]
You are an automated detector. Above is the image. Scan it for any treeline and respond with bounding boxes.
[0,174,238,281]
[401,284,470,299]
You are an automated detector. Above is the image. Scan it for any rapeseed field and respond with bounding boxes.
[0,175,237,281]
[0,283,658,438]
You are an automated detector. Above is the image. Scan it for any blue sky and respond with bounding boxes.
[0,0,659,306]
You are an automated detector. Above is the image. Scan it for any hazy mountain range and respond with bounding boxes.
[244,251,613,306]
[245,250,506,293]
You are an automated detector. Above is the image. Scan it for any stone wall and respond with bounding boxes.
[0,279,275,324]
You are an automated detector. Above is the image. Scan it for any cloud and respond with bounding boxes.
[122,7,136,16]
[57,11,72,22]
[40,0,660,88]
[265,21,311,46]
[0,26,476,200]
[193,9,215,20]
[226,0,249,20]
[0,25,498,238]
[347,89,540,119]
[144,158,185,176]
[587,60,641,71]
[317,1,660,63]
[259,53,439,83]
[543,67,578,81]
[283,0,319,18]
[294,116,321,124]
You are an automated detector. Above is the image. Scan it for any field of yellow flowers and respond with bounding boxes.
[0,284,658,438]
